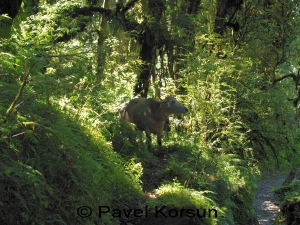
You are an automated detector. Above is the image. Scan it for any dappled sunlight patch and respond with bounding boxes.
[136,182,224,225]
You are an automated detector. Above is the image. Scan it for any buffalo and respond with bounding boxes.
[119,96,188,148]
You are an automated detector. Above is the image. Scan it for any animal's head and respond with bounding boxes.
[160,96,188,115]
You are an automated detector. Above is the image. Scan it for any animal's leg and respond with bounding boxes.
[157,132,162,147]
[146,131,152,147]
[145,130,153,151]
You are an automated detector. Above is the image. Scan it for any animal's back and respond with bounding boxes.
[125,98,153,131]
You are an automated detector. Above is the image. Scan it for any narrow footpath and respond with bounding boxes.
[253,173,287,225]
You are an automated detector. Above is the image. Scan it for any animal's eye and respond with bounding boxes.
[170,100,176,104]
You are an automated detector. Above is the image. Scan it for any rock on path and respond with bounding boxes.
[253,173,287,225]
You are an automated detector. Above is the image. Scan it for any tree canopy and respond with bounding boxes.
[1,0,300,224]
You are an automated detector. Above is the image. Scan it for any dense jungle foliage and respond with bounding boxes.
[0,0,300,224]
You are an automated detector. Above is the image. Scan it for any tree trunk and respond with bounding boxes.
[134,28,155,98]
[214,0,242,35]
[133,0,165,97]
[96,0,110,83]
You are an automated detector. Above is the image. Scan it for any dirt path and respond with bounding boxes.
[253,173,287,225]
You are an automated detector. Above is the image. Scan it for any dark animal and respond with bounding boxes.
[119,96,188,147]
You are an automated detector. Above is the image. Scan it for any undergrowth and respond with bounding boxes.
[0,82,143,224]
[1,1,300,224]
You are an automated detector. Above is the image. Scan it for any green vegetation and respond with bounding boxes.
[1,0,299,224]
[274,178,300,225]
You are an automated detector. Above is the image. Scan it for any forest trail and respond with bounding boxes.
[253,172,287,225]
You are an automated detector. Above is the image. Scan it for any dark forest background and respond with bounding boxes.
[0,0,299,224]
